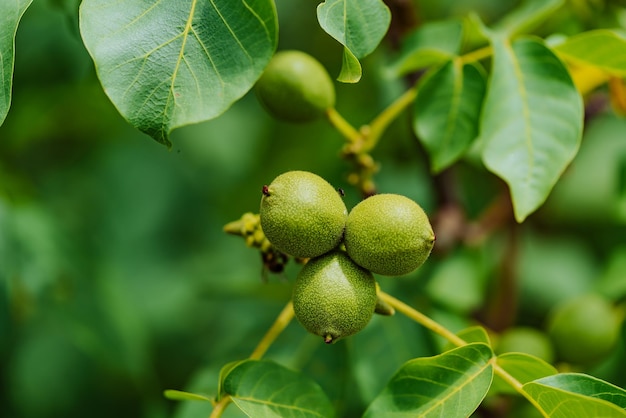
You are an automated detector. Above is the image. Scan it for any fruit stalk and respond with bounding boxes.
[377,291,466,347]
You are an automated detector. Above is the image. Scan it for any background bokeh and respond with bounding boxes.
[2,1,626,417]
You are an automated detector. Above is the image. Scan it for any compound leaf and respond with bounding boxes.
[221,359,334,418]
[480,36,583,222]
[415,60,486,172]
[363,343,494,418]
[524,373,626,417]
[0,0,33,127]
[317,0,390,83]
[79,0,278,147]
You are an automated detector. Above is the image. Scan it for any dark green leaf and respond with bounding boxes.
[492,0,564,37]
[554,30,626,76]
[79,0,278,146]
[415,60,486,172]
[363,343,494,418]
[317,0,390,83]
[222,359,335,418]
[480,37,583,222]
[524,373,626,417]
[392,19,464,76]
[218,360,245,400]
[0,0,33,126]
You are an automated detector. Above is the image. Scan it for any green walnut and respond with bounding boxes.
[260,171,347,259]
[495,327,555,364]
[344,194,435,276]
[292,251,377,343]
[547,293,621,365]
[255,50,335,122]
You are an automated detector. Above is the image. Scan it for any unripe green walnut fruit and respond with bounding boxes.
[344,194,435,276]
[260,171,347,259]
[255,50,335,122]
[293,251,377,343]
[547,294,621,365]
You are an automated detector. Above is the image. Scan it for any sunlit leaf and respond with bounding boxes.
[392,19,464,76]
[491,352,557,394]
[524,373,626,417]
[0,0,33,127]
[79,0,278,147]
[555,30,626,76]
[480,36,583,222]
[317,0,390,83]
[363,343,494,418]
[222,359,335,418]
[415,60,486,172]
[492,0,564,36]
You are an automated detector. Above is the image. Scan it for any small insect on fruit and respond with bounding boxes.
[260,248,289,280]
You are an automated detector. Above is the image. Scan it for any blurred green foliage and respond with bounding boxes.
[2,1,626,418]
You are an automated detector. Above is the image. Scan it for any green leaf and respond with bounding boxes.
[491,352,557,394]
[221,359,335,418]
[217,360,245,400]
[534,373,626,409]
[0,0,33,127]
[480,37,583,222]
[317,0,390,83]
[164,389,212,402]
[441,325,491,349]
[79,0,278,147]
[415,60,486,172]
[492,0,564,37]
[363,343,494,418]
[497,353,557,384]
[457,326,491,345]
[524,373,626,417]
[392,19,464,76]
[554,30,626,76]
[338,47,362,83]
[442,326,492,352]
